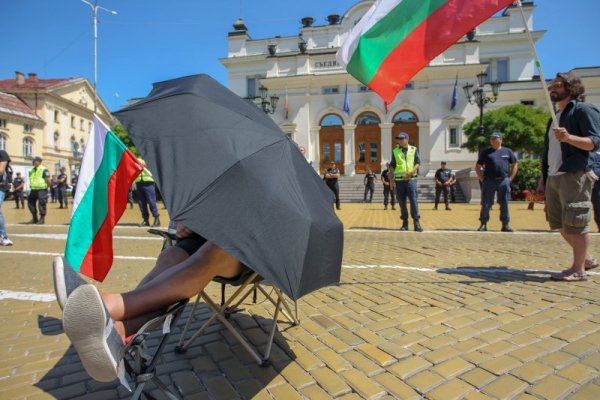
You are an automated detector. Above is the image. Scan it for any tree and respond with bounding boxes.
[462,104,551,156]
[112,123,139,157]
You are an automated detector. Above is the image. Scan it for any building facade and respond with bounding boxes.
[0,71,111,182]
[221,0,599,177]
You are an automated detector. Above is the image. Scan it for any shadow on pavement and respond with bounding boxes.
[35,304,295,399]
[437,265,552,283]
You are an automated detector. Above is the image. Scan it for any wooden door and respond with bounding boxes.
[354,125,381,174]
[319,126,344,175]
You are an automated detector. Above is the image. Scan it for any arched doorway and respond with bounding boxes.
[392,110,419,150]
[319,114,344,174]
[354,112,381,174]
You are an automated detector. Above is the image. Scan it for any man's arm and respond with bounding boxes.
[554,127,595,151]
[475,163,484,182]
[0,160,6,176]
[509,162,518,182]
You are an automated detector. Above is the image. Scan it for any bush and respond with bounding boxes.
[511,159,541,199]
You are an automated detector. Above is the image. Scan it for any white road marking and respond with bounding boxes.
[0,250,155,260]
[8,233,161,241]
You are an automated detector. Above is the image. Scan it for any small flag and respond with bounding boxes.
[450,75,458,110]
[284,88,289,120]
[336,0,513,105]
[65,116,143,281]
[343,84,350,116]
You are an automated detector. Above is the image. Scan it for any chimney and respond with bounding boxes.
[27,73,38,82]
[15,71,25,85]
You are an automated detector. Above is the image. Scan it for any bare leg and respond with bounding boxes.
[560,229,592,273]
[103,242,242,332]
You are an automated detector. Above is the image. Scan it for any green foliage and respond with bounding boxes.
[511,158,541,192]
[112,123,139,157]
[462,104,550,156]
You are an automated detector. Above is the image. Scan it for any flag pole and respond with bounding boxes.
[515,0,558,128]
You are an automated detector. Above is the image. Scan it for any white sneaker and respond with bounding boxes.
[0,237,13,246]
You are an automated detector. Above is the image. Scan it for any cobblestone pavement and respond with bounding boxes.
[1,202,600,399]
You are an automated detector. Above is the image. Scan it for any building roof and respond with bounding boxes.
[0,92,42,121]
[0,74,77,91]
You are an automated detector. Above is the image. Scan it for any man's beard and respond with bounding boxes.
[550,91,569,102]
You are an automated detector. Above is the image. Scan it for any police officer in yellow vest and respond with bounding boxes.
[389,132,423,232]
[135,158,160,227]
[27,156,51,224]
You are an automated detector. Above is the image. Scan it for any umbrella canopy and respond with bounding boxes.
[114,74,343,300]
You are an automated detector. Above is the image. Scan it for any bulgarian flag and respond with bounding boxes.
[336,0,514,104]
[65,115,143,281]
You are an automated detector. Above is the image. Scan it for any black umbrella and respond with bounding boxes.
[114,74,343,300]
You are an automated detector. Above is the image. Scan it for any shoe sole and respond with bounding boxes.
[62,285,120,382]
[53,256,86,310]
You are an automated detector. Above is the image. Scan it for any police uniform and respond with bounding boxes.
[57,171,69,208]
[434,165,453,210]
[380,168,396,209]
[324,165,341,210]
[12,175,25,208]
[390,144,422,231]
[363,171,377,203]
[135,158,160,227]
[28,161,51,224]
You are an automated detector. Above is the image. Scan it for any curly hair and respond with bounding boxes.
[556,72,586,102]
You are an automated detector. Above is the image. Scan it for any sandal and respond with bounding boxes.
[551,271,587,282]
[585,258,599,271]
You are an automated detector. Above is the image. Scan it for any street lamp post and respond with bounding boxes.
[246,85,279,114]
[462,72,501,138]
[81,0,117,115]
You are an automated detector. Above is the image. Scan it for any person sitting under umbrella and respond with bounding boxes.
[54,224,245,382]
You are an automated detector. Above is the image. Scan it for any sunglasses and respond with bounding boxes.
[548,81,565,90]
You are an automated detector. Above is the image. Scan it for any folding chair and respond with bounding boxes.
[122,299,189,400]
[146,228,299,367]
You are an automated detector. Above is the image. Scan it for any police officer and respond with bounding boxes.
[433,161,453,210]
[57,166,69,209]
[381,162,396,210]
[12,172,25,209]
[28,156,51,224]
[389,132,422,231]
[135,158,161,227]
[323,161,341,210]
[363,169,377,203]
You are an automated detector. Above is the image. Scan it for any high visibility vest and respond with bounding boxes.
[134,158,155,183]
[29,165,49,189]
[393,146,417,178]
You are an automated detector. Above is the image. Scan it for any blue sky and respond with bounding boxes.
[1,0,599,111]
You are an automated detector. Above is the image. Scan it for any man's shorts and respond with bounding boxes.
[545,171,596,234]
[175,234,208,255]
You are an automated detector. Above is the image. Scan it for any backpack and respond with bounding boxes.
[0,160,12,191]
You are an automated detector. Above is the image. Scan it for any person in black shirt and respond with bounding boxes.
[380,162,395,210]
[324,161,341,210]
[363,169,377,203]
[475,132,518,232]
[57,166,69,209]
[433,161,453,210]
[12,172,25,209]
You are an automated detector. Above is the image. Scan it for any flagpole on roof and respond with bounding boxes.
[514,0,558,128]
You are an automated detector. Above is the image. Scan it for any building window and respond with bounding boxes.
[482,58,509,82]
[0,119,6,128]
[71,116,76,128]
[80,119,84,131]
[359,85,371,92]
[393,110,418,124]
[322,86,339,95]
[521,100,535,106]
[54,110,59,122]
[24,124,33,133]
[0,135,6,151]
[449,126,461,148]
[23,138,33,157]
[356,112,380,125]
[246,77,257,98]
[54,131,60,148]
[320,114,343,127]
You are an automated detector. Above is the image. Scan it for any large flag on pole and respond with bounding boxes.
[336,0,514,105]
[450,75,458,110]
[343,83,350,116]
[65,116,143,281]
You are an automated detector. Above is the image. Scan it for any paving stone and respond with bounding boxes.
[511,361,554,383]
[387,356,433,379]
[343,350,385,377]
[268,382,304,400]
[422,346,461,364]
[538,351,578,369]
[406,370,446,394]
[341,369,387,400]
[356,343,396,367]
[330,328,364,346]
[277,361,315,389]
[481,375,528,399]
[569,381,600,400]
[479,354,522,375]
[309,367,352,397]
[459,367,497,389]
[373,372,421,400]
[431,357,474,379]
[426,378,475,400]
[558,362,598,384]
[315,348,352,373]
[528,374,579,399]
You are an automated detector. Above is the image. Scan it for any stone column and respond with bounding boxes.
[380,122,394,169]
[343,124,356,176]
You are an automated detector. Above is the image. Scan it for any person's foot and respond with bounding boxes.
[432,206,438,210]
[62,284,123,382]
[139,220,150,227]
[53,256,87,310]
[26,218,38,224]
[414,222,423,232]
[501,224,513,232]
[336,206,341,210]
[445,206,451,211]
[391,206,396,210]
[400,223,409,231]
[477,224,487,232]
[550,271,587,281]
[37,217,45,225]
[585,258,599,271]
[384,205,388,210]
[0,237,13,246]
[152,217,161,227]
